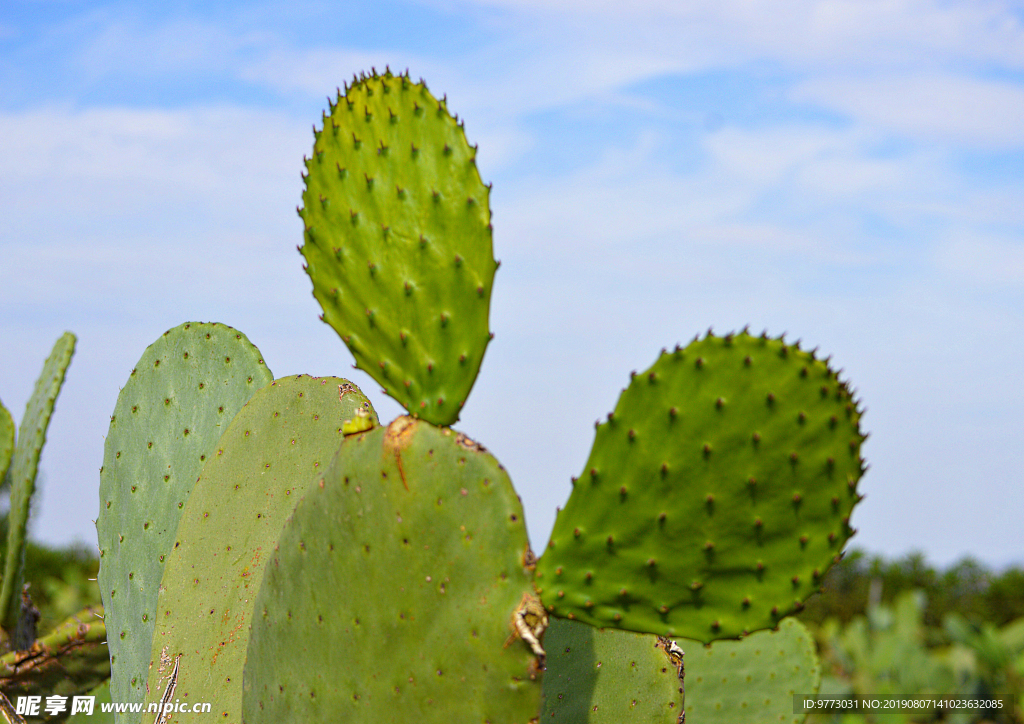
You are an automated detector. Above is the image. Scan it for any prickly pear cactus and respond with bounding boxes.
[542,618,685,723]
[535,331,866,643]
[300,69,495,426]
[142,375,376,724]
[683,617,819,724]
[0,332,76,638]
[0,399,13,487]
[0,606,108,704]
[242,418,541,724]
[96,322,272,716]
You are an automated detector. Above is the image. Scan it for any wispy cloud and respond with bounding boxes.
[456,0,1024,71]
[792,75,1024,149]
[0,104,305,227]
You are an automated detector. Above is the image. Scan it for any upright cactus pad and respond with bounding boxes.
[683,617,819,724]
[242,418,541,724]
[1,332,76,636]
[542,618,685,723]
[142,375,376,724]
[300,69,496,425]
[536,331,866,642]
[96,322,272,715]
[0,399,13,487]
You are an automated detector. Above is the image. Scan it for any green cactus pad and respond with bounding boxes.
[141,375,375,724]
[0,332,76,635]
[542,618,685,723]
[683,617,819,724]
[300,69,496,426]
[536,331,866,642]
[0,399,13,488]
[242,418,541,724]
[95,322,272,715]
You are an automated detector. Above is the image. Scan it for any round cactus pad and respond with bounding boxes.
[542,618,685,723]
[536,331,866,642]
[141,375,376,724]
[683,617,820,724]
[300,69,496,425]
[242,418,541,724]
[96,322,272,718]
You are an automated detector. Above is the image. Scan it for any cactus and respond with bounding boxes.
[0,606,107,708]
[541,619,685,722]
[299,70,495,426]
[230,69,866,722]
[534,332,865,642]
[0,400,13,488]
[1,332,76,645]
[95,322,273,715]
[814,591,959,720]
[18,70,870,723]
[242,417,539,724]
[140,375,376,724]
[683,617,820,724]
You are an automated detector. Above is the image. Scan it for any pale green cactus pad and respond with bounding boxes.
[542,618,685,723]
[96,322,272,719]
[683,617,819,724]
[300,69,496,426]
[0,332,76,636]
[141,375,376,724]
[242,418,541,724]
[536,331,866,642]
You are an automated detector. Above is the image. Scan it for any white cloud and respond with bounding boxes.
[72,16,259,79]
[0,104,306,226]
[453,0,1024,71]
[792,74,1024,148]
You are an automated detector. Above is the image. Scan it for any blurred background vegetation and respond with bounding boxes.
[799,551,1024,724]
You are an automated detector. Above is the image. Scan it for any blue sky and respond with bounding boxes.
[2,0,1024,567]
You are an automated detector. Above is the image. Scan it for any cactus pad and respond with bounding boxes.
[95,322,272,715]
[683,617,819,724]
[0,399,13,487]
[1,332,76,635]
[536,331,866,642]
[300,69,496,425]
[542,618,685,723]
[142,375,375,724]
[242,418,541,724]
